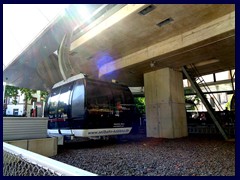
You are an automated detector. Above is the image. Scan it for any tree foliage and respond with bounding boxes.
[134,97,145,114]
[185,95,201,110]
[19,88,37,101]
[4,85,19,105]
[4,85,48,105]
[40,91,49,102]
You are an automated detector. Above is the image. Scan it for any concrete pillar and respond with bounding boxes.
[144,68,188,138]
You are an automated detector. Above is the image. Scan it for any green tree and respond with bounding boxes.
[19,87,37,102]
[134,97,145,114]
[185,95,200,110]
[4,85,19,105]
[5,85,48,105]
[40,91,49,102]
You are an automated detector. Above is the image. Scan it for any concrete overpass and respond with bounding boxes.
[3,4,235,139]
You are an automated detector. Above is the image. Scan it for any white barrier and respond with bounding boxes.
[3,142,97,176]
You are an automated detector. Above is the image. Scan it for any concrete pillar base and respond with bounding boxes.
[5,137,57,157]
[144,68,188,138]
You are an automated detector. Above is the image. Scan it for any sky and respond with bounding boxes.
[3,4,69,69]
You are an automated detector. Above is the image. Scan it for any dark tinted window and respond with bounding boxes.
[44,94,50,117]
[86,80,111,110]
[111,85,126,104]
[123,90,134,104]
[72,79,85,118]
[57,82,73,118]
[111,84,134,112]
[48,87,61,119]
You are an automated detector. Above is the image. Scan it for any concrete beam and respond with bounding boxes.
[70,4,146,51]
[36,54,62,90]
[99,11,235,77]
[58,31,76,80]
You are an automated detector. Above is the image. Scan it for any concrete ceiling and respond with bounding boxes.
[3,4,235,91]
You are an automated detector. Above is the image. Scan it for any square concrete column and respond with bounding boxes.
[144,68,188,138]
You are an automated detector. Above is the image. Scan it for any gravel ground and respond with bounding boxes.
[51,134,235,176]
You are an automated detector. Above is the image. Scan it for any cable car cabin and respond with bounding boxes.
[44,74,137,142]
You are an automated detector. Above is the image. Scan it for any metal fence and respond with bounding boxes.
[3,142,97,176]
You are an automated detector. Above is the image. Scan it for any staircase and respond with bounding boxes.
[182,64,231,140]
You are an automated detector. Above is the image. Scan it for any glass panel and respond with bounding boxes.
[48,87,61,119]
[71,79,85,118]
[215,71,230,81]
[220,93,228,103]
[86,80,111,110]
[202,74,214,83]
[112,86,125,105]
[183,79,189,87]
[210,83,234,91]
[57,82,73,118]
[123,90,134,104]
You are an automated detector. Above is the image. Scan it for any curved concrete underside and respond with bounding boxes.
[3,4,235,91]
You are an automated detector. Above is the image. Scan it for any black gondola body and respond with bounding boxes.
[44,74,137,141]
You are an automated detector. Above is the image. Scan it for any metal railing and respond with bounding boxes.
[3,142,98,176]
[182,66,228,140]
[187,64,224,111]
